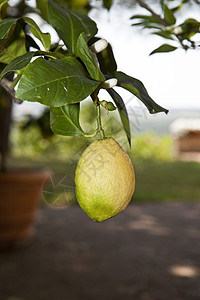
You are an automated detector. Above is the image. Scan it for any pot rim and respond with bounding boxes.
[0,169,51,182]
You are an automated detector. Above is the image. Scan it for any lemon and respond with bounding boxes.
[75,138,135,222]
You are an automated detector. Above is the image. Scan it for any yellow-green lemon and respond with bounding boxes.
[75,138,135,222]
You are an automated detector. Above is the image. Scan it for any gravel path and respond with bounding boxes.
[0,202,200,300]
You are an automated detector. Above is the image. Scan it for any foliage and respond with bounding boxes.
[11,118,173,163]
[129,133,173,162]
[0,0,168,149]
[131,0,200,54]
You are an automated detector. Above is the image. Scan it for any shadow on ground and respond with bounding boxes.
[0,202,200,300]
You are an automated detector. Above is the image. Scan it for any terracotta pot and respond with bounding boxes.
[0,169,51,248]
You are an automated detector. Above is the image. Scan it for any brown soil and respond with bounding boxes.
[0,202,200,300]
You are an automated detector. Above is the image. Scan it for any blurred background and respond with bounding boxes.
[0,0,200,300]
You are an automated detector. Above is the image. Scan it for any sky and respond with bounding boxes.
[13,0,200,118]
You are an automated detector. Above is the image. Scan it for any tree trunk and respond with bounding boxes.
[0,87,12,172]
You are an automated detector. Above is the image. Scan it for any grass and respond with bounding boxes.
[7,155,200,205]
[133,160,200,202]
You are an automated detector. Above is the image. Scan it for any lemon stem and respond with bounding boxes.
[96,102,105,139]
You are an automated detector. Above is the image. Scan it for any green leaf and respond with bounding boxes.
[153,30,174,40]
[50,104,84,136]
[16,56,100,106]
[48,0,97,54]
[103,0,113,10]
[150,44,177,55]
[109,71,168,115]
[179,19,200,36]
[100,100,116,111]
[0,18,17,39]
[0,0,9,15]
[130,15,159,23]
[131,21,148,27]
[0,0,9,8]
[144,24,164,31]
[131,21,164,31]
[0,17,51,51]
[76,33,104,82]
[0,21,27,64]
[107,88,131,146]
[23,17,51,51]
[0,51,34,80]
[164,5,176,25]
[36,0,48,21]
[184,18,200,25]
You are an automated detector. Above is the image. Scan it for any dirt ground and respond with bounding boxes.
[0,202,200,300]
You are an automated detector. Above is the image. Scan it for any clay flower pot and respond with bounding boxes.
[0,169,51,249]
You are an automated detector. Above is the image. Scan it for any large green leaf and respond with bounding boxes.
[50,104,84,136]
[0,52,34,80]
[76,33,104,82]
[23,17,51,51]
[48,0,97,54]
[16,56,100,106]
[0,18,17,39]
[109,71,168,114]
[36,0,48,21]
[107,88,131,146]
[150,44,177,55]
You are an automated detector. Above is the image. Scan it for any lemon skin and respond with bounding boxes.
[75,138,135,222]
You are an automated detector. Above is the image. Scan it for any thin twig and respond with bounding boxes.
[136,0,189,50]
[136,0,168,26]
